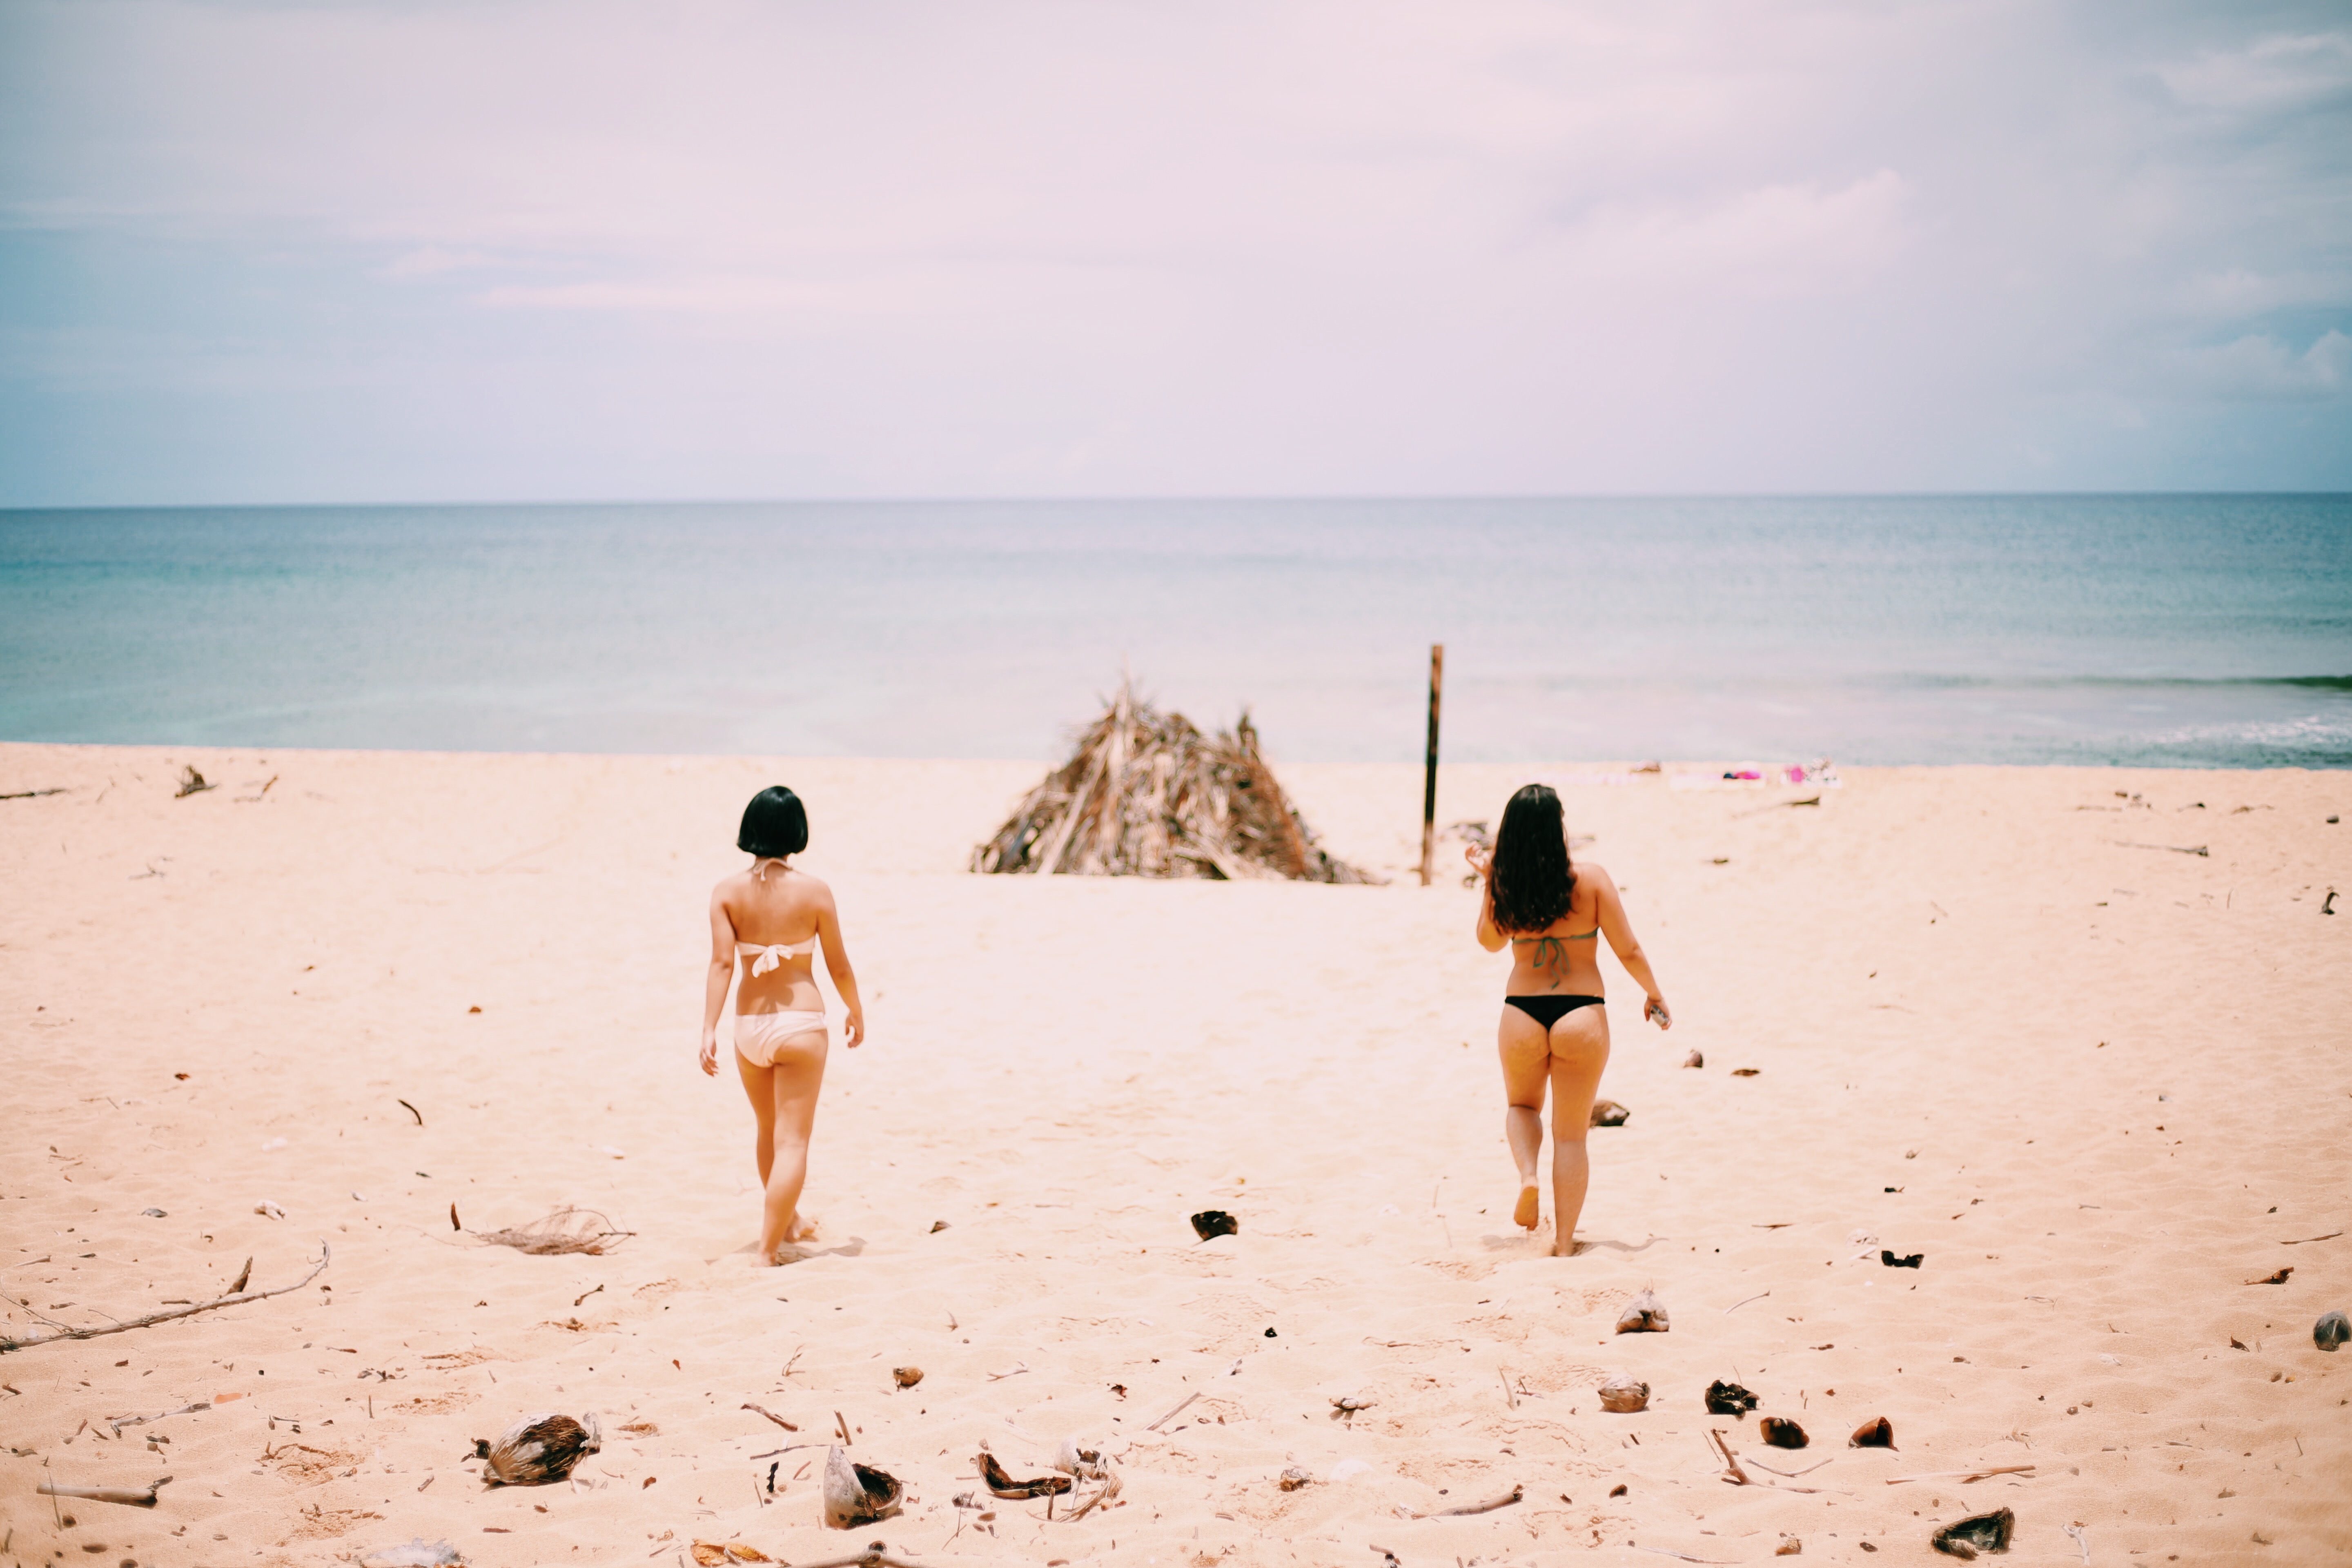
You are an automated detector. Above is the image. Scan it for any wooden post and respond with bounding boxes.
[1420,643,1443,887]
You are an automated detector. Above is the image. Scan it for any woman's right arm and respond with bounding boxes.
[700,889,736,1075]
[1467,846,1507,952]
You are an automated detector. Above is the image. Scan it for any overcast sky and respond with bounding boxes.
[2,0,2348,506]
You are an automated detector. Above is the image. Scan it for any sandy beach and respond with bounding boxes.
[2,743,2346,1568]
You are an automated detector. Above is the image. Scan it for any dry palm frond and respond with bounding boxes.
[471,1207,633,1256]
[973,680,1376,884]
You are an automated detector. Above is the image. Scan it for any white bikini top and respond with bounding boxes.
[739,858,816,974]
[737,937,815,976]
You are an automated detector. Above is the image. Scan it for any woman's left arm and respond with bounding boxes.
[816,888,866,1048]
[1590,865,1669,1028]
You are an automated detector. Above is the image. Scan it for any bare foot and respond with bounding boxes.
[783,1214,820,1243]
[1550,1235,1587,1258]
[1514,1183,1541,1231]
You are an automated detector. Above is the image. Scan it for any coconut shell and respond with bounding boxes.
[1849,1416,1895,1448]
[2316,1310,2350,1352]
[1615,1290,1669,1333]
[1597,1374,1650,1412]
[474,1410,599,1486]
[822,1444,903,1528]
[1589,1100,1630,1128]
[1931,1507,2014,1559]
[1759,1416,1809,1449]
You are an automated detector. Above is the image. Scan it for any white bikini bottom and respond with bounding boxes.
[734,1010,828,1066]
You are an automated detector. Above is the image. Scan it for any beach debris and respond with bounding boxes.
[470,1207,633,1256]
[971,679,1374,882]
[473,1411,600,1485]
[1278,1465,1313,1491]
[1705,1380,1760,1417]
[1732,1067,1760,1077]
[891,1366,923,1389]
[1191,1209,1239,1241]
[1682,1049,1704,1069]
[1777,1539,1803,1556]
[1760,1417,1809,1449]
[2324,889,2338,915]
[977,1448,1071,1499]
[255,1200,286,1219]
[1406,1483,1523,1518]
[692,1544,775,1565]
[0,786,67,800]
[1147,1390,1203,1430]
[2,1242,326,1353]
[106,1400,209,1438]
[742,1403,798,1432]
[1881,1250,1924,1269]
[1589,1100,1631,1128]
[174,767,216,798]
[1850,1417,1896,1448]
[1888,1466,2034,1486]
[823,1444,904,1527]
[929,1220,949,1232]
[357,1541,468,1568]
[1724,1290,1772,1314]
[398,1098,424,1125]
[2111,840,2207,857]
[1616,1290,1670,1333]
[36,1476,172,1508]
[1329,1393,1375,1420]
[1930,1507,2015,1559]
[1598,1374,1651,1412]
[2063,1523,2090,1565]
[2315,1310,2350,1351]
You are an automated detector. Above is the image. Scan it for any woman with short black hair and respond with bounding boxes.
[701,785,866,1263]
[1468,784,1669,1256]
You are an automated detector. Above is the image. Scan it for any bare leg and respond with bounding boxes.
[1543,1009,1612,1256]
[735,1031,829,1260]
[1497,1007,1553,1231]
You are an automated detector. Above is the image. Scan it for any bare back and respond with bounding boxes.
[711,863,835,1016]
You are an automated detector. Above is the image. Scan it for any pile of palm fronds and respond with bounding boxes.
[973,681,1375,883]
[472,1207,634,1256]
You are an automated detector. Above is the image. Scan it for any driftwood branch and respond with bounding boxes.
[2,1244,328,1353]
[742,1402,799,1432]
[1407,1483,1522,1518]
[38,1476,171,1508]
[108,1401,209,1437]
[774,1554,945,1568]
[1886,1464,2034,1485]
[1146,1390,1200,1431]
[1,788,67,801]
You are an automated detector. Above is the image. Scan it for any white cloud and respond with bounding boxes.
[2174,329,2350,399]
[2158,31,2352,113]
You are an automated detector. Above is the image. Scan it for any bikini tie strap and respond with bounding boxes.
[746,944,788,977]
[751,856,791,882]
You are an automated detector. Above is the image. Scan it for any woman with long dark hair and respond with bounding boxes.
[700,785,866,1263]
[1468,783,1669,1256]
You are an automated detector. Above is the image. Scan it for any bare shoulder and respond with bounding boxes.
[1578,860,1618,891]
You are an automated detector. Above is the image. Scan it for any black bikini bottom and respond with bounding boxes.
[1505,994,1605,1027]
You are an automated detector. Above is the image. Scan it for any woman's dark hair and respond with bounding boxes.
[738,786,809,860]
[1488,783,1575,934]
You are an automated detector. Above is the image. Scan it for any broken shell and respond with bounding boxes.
[1330,1394,1375,1413]
[1682,1049,1704,1069]
[1278,1466,1312,1492]
[474,1410,600,1485]
[1588,1100,1630,1128]
[1615,1289,1669,1333]
[1053,1436,1107,1475]
[1880,1250,1924,1269]
[1190,1209,1239,1240]
[1930,1507,2014,1559]
[892,1366,924,1388]
[357,1542,466,1568]
[2316,1310,2350,1352]
[1775,1539,1803,1557]
[977,1448,1071,1499]
[1759,1416,1809,1449]
[1849,1416,1895,1448]
[822,1443,904,1527]
[1704,1379,1760,1416]
[1597,1374,1650,1412]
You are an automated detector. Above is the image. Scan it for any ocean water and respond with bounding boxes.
[2,496,2348,768]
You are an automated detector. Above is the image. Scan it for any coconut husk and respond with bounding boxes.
[472,1207,633,1256]
[972,680,1374,883]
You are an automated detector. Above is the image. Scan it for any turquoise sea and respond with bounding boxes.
[2,496,2347,767]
